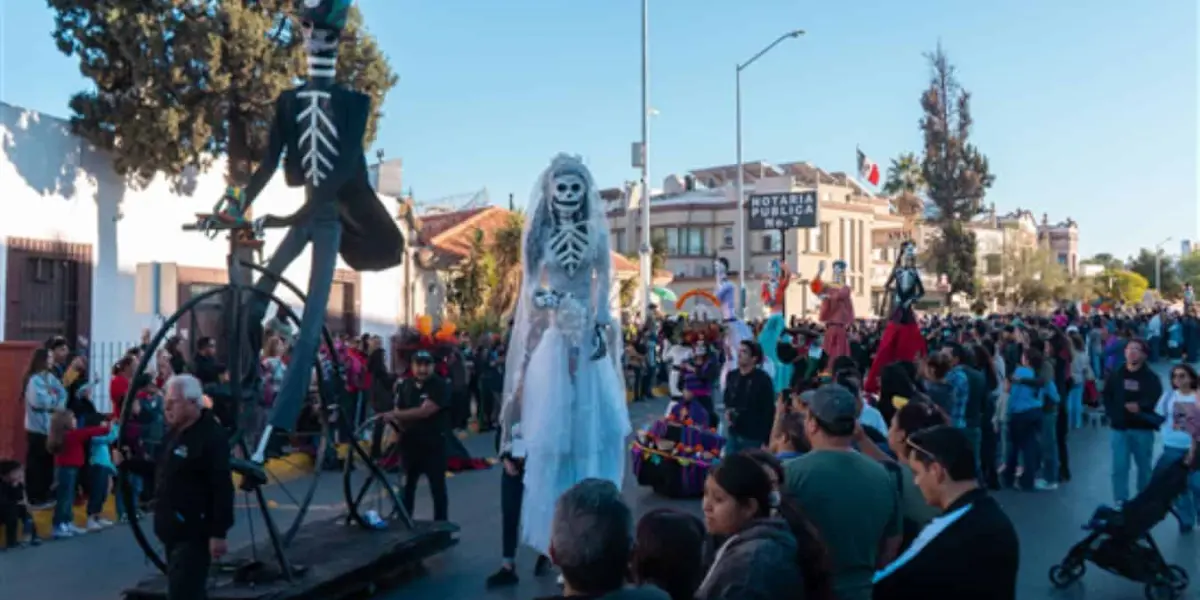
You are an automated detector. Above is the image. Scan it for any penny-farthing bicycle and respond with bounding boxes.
[117,206,406,582]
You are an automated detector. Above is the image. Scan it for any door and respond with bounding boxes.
[4,238,92,344]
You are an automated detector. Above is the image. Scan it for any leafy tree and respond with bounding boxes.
[1127,248,1181,297]
[618,278,638,310]
[1095,269,1149,304]
[1082,253,1124,271]
[987,244,1077,307]
[447,227,492,319]
[882,152,925,217]
[1179,252,1200,288]
[485,211,526,317]
[918,44,994,298]
[48,1,397,190]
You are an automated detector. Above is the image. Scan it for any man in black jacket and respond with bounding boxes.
[387,350,451,521]
[723,340,775,456]
[1102,339,1164,503]
[154,374,234,600]
[873,426,1018,600]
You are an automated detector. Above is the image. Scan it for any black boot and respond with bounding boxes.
[486,564,519,588]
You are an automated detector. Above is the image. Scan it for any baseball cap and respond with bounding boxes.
[413,350,435,363]
[806,384,858,432]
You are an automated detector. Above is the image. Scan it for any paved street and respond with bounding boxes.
[2,365,1196,599]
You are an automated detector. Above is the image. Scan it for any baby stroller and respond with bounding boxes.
[1049,455,1192,600]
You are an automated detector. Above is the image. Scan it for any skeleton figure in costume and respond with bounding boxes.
[498,155,630,556]
[866,241,927,393]
[714,257,755,387]
[758,259,792,394]
[811,259,855,365]
[221,0,405,460]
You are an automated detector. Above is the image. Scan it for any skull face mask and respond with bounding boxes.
[549,172,587,218]
[769,259,782,281]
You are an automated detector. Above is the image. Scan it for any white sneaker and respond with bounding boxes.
[1034,479,1059,491]
[53,524,75,539]
[85,518,104,531]
[94,517,115,528]
[68,523,89,535]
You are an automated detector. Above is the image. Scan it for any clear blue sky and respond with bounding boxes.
[1,0,1196,259]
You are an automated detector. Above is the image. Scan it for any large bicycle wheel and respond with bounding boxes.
[117,282,339,573]
[341,402,409,529]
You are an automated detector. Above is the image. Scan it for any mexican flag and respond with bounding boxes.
[857,147,880,186]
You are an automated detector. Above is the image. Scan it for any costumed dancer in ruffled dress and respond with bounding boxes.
[758,258,793,395]
[865,241,928,393]
[810,259,855,366]
[714,257,755,388]
[498,154,630,558]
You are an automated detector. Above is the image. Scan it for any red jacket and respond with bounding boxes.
[54,425,110,468]
[110,374,131,420]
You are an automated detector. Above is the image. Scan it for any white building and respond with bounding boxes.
[0,101,422,410]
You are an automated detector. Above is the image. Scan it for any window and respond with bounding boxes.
[612,229,626,253]
[761,231,782,253]
[652,227,708,256]
[722,227,735,248]
[984,254,1002,275]
[813,223,829,254]
[1057,253,1068,266]
[31,258,55,283]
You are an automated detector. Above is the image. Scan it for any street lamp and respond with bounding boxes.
[1155,236,1173,292]
[735,29,804,317]
[638,0,652,319]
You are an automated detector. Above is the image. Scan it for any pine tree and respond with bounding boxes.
[918,44,994,297]
[47,0,398,190]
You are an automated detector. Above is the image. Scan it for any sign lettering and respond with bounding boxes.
[747,192,819,231]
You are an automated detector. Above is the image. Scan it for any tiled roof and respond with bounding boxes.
[426,206,640,275]
[419,207,490,242]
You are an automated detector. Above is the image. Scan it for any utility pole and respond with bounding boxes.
[638,0,652,319]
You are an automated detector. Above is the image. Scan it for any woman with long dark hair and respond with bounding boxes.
[22,347,66,506]
[1049,331,1073,482]
[697,452,833,600]
[1153,362,1200,532]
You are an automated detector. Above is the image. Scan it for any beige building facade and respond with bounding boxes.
[604,161,904,319]
[605,161,1082,319]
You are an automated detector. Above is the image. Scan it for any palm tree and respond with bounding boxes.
[486,211,526,317]
[883,152,925,217]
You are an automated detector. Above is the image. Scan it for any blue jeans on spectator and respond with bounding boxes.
[1040,408,1059,484]
[1066,383,1084,429]
[1152,446,1200,529]
[1090,352,1103,381]
[117,473,143,520]
[1004,409,1041,490]
[85,465,112,517]
[1110,429,1155,503]
[53,467,79,527]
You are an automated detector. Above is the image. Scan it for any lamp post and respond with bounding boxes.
[1155,236,1173,293]
[735,29,804,317]
[638,0,653,319]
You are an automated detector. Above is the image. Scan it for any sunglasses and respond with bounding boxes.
[906,438,941,466]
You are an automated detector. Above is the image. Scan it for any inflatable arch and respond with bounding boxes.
[674,289,721,312]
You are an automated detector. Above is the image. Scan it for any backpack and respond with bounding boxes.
[881,460,922,552]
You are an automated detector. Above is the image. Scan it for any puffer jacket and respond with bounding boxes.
[695,518,806,600]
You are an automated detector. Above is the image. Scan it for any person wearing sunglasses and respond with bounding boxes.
[873,426,1019,600]
[1151,363,1200,533]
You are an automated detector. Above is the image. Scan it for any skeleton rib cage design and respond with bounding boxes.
[296,90,340,187]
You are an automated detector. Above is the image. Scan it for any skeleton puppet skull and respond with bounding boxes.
[714,257,729,282]
[832,260,847,284]
[769,259,782,280]
[549,171,587,218]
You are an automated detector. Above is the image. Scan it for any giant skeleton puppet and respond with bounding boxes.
[714,257,755,388]
[498,155,630,556]
[757,259,792,394]
[221,0,404,459]
[865,241,927,393]
[810,259,855,365]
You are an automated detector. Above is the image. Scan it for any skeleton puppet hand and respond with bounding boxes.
[589,323,609,361]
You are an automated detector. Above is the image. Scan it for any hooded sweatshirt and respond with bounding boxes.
[695,518,806,600]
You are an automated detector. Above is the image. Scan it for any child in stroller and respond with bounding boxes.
[1049,403,1199,600]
